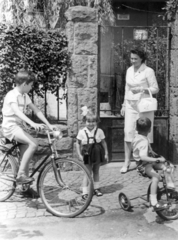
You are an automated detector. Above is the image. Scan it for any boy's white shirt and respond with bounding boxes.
[2,88,31,128]
[132,134,151,162]
[77,126,105,145]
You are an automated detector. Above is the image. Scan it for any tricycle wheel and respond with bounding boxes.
[155,189,178,221]
[118,192,131,211]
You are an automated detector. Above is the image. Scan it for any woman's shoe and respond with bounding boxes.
[120,164,130,174]
[94,189,103,197]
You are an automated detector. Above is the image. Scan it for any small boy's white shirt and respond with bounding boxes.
[2,88,31,128]
[132,134,150,162]
[77,127,105,145]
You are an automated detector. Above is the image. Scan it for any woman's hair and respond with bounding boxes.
[82,107,99,123]
[130,48,147,63]
[15,69,36,85]
[136,117,151,133]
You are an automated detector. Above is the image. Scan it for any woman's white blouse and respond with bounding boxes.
[124,63,159,101]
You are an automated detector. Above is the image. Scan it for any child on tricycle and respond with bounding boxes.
[132,117,176,210]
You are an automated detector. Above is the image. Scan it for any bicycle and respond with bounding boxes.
[0,129,94,218]
[118,161,178,221]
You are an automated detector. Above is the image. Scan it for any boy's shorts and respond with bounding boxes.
[136,161,150,177]
[2,125,27,141]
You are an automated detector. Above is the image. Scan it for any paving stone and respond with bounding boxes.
[0,165,178,220]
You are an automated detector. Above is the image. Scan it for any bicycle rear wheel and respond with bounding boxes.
[0,154,18,201]
[38,158,93,218]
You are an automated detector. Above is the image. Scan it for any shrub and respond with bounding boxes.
[0,24,70,119]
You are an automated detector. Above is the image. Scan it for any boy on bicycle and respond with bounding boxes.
[2,69,54,196]
[132,117,175,210]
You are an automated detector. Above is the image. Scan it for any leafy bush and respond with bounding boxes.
[0,24,70,118]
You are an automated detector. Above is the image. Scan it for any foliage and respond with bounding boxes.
[162,0,178,21]
[0,23,70,108]
[113,26,168,112]
[36,0,115,28]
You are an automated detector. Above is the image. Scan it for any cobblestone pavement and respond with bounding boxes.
[0,163,178,220]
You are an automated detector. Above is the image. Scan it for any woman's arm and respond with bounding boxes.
[145,68,159,94]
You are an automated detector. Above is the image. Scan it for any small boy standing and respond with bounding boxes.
[76,106,108,199]
[132,117,175,210]
[2,69,53,196]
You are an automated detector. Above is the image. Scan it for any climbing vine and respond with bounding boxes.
[163,0,178,21]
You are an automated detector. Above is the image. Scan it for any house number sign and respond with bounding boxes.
[133,29,148,40]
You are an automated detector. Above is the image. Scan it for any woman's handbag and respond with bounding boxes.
[137,89,157,113]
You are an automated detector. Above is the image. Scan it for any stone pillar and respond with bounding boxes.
[65,6,98,136]
[169,13,178,163]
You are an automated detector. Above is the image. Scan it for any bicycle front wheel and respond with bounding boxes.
[0,154,18,201]
[38,158,93,218]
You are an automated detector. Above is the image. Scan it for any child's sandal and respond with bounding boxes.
[82,194,88,200]
[94,189,103,197]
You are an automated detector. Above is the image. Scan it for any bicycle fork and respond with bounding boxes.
[51,155,66,188]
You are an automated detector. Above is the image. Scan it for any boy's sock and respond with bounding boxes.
[82,187,88,195]
[94,182,99,190]
[150,194,157,206]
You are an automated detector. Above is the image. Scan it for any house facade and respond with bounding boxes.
[1,0,178,163]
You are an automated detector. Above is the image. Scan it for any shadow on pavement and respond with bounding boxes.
[100,183,123,194]
[78,204,105,218]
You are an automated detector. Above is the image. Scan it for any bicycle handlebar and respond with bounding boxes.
[28,128,63,140]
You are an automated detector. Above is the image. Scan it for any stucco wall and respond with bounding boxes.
[169,12,178,163]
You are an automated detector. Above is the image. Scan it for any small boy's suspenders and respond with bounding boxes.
[84,128,98,155]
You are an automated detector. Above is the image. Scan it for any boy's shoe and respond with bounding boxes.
[16,175,34,184]
[94,189,103,197]
[152,202,168,211]
[82,194,88,200]
[20,187,39,199]
[166,183,175,190]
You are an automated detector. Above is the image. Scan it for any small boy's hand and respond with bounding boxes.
[105,154,109,163]
[78,155,83,161]
[157,156,166,163]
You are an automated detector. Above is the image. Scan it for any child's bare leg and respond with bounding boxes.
[18,144,30,176]
[145,164,160,206]
[93,163,100,189]
[154,162,175,189]
[14,129,38,179]
[82,164,92,196]
[92,163,102,196]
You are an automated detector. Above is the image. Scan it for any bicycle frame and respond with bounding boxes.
[0,129,65,187]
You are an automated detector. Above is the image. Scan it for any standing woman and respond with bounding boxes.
[120,48,159,173]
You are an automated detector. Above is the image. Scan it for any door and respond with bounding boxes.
[98,25,171,162]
